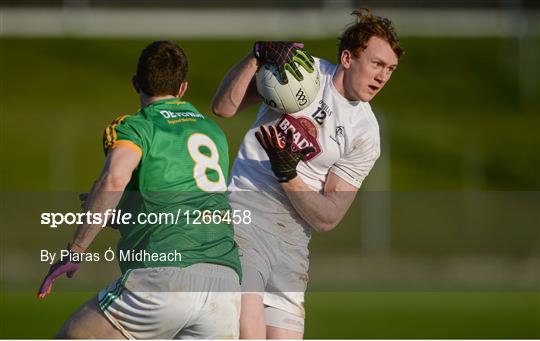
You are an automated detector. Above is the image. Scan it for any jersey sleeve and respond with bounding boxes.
[330,137,380,189]
[102,115,147,157]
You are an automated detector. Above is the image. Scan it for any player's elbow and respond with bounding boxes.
[211,99,236,118]
[311,218,339,233]
[311,210,346,232]
[312,222,337,233]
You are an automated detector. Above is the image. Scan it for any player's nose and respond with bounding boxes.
[375,69,390,84]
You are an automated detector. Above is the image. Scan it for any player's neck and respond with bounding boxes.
[332,65,348,100]
[139,94,178,108]
[332,65,362,103]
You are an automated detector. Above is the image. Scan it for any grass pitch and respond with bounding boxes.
[1,291,538,338]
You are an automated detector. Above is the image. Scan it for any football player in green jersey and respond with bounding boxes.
[37,40,242,339]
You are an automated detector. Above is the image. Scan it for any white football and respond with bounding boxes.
[256,62,320,114]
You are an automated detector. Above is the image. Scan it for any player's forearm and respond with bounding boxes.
[281,177,349,232]
[212,53,260,117]
[71,171,129,252]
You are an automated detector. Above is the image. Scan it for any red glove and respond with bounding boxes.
[255,125,314,183]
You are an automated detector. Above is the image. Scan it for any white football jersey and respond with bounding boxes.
[229,58,380,244]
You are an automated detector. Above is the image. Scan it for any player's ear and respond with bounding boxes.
[177,81,188,98]
[340,49,352,69]
[131,75,141,94]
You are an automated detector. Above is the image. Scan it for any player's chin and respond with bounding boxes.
[358,91,376,102]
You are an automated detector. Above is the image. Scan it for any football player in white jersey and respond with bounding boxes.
[212,9,404,339]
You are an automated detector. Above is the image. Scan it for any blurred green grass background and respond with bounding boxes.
[1,37,539,338]
[1,292,539,338]
[1,37,539,192]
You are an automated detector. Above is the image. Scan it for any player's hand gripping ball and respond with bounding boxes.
[254,41,320,114]
[255,125,315,183]
[254,41,307,83]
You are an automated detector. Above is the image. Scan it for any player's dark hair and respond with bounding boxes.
[136,40,188,97]
[338,8,404,60]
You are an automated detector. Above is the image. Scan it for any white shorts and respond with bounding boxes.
[97,263,241,339]
[235,221,309,333]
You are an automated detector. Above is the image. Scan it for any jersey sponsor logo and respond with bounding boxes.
[311,100,333,125]
[159,110,204,120]
[167,118,196,124]
[276,114,321,161]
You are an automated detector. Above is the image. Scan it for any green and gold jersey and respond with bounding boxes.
[103,98,240,278]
